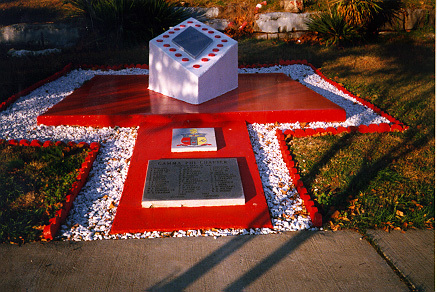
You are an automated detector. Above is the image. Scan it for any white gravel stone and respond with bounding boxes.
[0,64,391,240]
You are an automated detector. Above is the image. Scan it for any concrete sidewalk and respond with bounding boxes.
[1,230,434,291]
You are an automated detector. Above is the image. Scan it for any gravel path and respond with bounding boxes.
[0,64,389,241]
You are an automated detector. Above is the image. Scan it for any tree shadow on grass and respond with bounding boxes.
[300,110,434,225]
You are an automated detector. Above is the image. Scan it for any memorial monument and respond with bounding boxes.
[145,19,245,208]
[148,17,238,105]
[37,16,346,232]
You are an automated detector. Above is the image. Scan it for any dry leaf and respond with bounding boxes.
[331,210,340,219]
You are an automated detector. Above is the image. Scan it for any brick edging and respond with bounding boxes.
[0,63,73,112]
[275,129,323,227]
[274,77,408,227]
[238,59,409,132]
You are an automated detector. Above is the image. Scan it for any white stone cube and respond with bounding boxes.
[148,17,238,105]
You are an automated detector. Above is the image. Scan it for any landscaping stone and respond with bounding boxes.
[0,62,400,240]
[254,12,313,33]
[379,11,406,31]
[280,0,304,13]
[205,19,231,31]
[181,6,220,21]
[404,8,435,30]
[0,23,81,49]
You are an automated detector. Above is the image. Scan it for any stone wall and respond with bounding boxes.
[0,23,80,49]
[251,10,435,39]
[0,7,433,48]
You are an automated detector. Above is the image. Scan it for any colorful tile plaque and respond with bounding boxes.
[171,128,217,152]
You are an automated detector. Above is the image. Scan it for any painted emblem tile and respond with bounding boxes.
[171,128,217,152]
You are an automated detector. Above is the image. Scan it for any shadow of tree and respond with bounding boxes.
[299,109,434,226]
[146,230,313,291]
[223,231,313,291]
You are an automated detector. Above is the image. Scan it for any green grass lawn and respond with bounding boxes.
[289,132,434,231]
[0,142,90,244]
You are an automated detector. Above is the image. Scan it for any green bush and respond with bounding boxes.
[333,0,383,27]
[306,10,360,46]
[367,0,403,34]
[64,0,190,45]
[333,0,402,35]
[306,0,402,45]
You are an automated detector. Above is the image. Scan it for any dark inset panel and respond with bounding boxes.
[172,27,213,59]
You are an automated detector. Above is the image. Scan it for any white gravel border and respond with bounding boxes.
[0,64,390,241]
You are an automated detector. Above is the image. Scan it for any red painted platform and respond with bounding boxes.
[38,73,346,128]
[110,120,273,233]
[35,72,347,233]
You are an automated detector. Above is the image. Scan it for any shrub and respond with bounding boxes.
[333,0,402,34]
[306,10,360,46]
[367,0,403,34]
[333,0,383,27]
[64,0,190,45]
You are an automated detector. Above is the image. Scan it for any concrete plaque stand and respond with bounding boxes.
[148,17,238,105]
[142,158,245,208]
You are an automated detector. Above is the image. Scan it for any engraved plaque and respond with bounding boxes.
[142,158,245,208]
[172,27,213,59]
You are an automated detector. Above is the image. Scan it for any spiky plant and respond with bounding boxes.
[64,0,190,45]
[306,9,360,46]
[333,0,383,27]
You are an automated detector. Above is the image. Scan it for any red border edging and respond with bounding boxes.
[275,129,323,227]
[0,63,149,112]
[0,64,73,112]
[238,60,408,131]
[305,62,407,129]
[275,95,408,228]
[0,139,100,241]
[1,61,408,133]
[1,60,408,230]
[75,64,149,70]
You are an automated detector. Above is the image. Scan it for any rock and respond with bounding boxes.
[180,7,220,21]
[254,12,314,33]
[204,19,230,31]
[405,8,435,30]
[280,0,304,13]
[0,23,81,49]
[379,11,405,31]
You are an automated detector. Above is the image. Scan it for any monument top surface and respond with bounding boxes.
[172,27,213,59]
[149,17,237,77]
